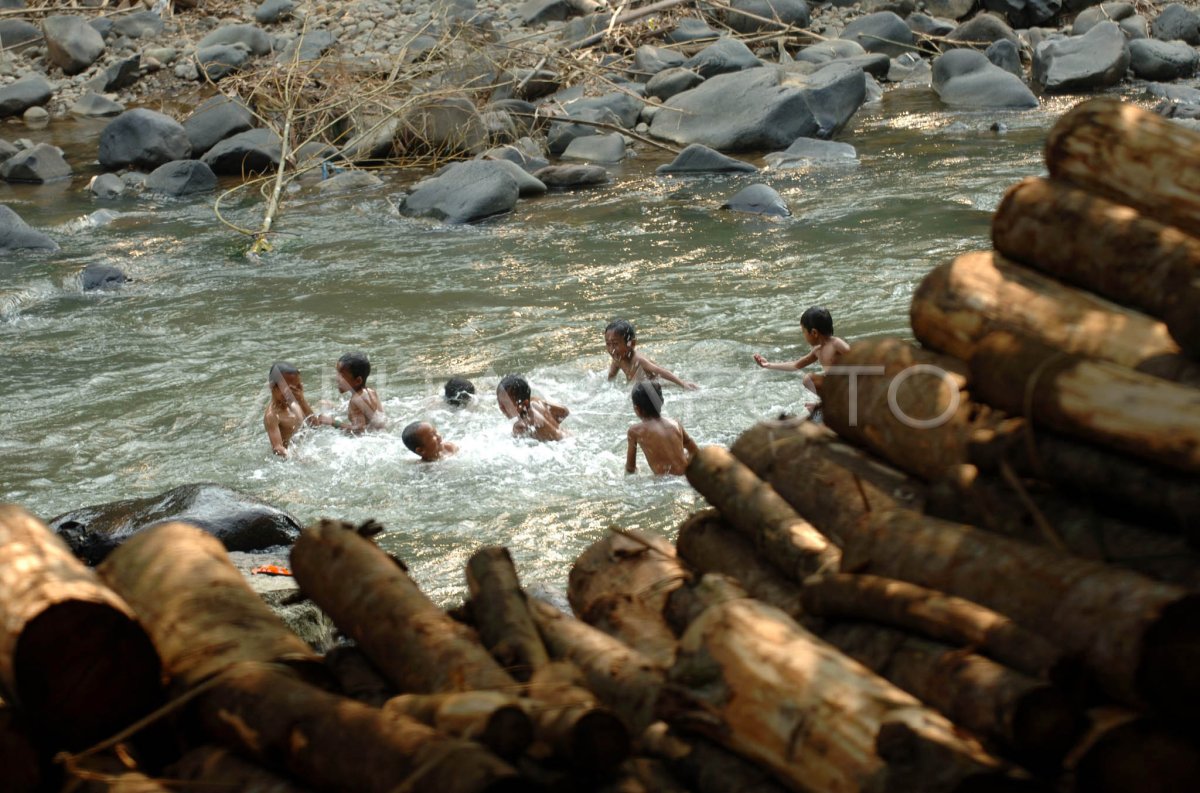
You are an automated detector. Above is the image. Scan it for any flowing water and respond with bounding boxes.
[0,87,1130,604]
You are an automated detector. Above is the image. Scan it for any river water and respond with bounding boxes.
[0,86,1132,604]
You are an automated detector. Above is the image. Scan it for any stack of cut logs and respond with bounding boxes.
[2,97,1198,793]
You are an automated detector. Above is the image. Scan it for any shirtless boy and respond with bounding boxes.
[752,306,850,409]
[314,351,386,432]
[625,381,699,476]
[264,362,314,457]
[402,421,458,462]
[605,319,698,390]
[497,374,569,442]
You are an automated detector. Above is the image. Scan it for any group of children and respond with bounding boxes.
[264,307,849,476]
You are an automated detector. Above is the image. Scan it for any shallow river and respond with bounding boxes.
[0,86,1140,604]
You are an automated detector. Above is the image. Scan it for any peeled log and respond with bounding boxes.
[466,546,550,681]
[0,505,162,748]
[290,519,516,693]
[685,445,841,581]
[640,721,792,793]
[969,331,1200,475]
[841,508,1200,715]
[911,250,1200,385]
[383,691,533,759]
[524,662,631,774]
[992,177,1200,359]
[167,745,314,792]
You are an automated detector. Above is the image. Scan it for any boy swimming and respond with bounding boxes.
[314,351,386,432]
[625,381,699,476]
[605,319,698,390]
[752,306,850,411]
[496,374,569,442]
[402,421,458,462]
[444,376,476,407]
[263,362,314,457]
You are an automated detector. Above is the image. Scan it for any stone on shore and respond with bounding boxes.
[981,0,1060,29]
[255,0,296,24]
[764,137,858,169]
[724,0,811,34]
[0,204,58,253]
[100,108,191,170]
[722,183,790,216]
[665,18,720,44]
[70,92,125,118]
[92,56,142,93]
[946,14,1020,46]
[398,160,520,223]
[985,39,1023,77]
[276,29,336,62]
[1032,21,1130,93]
[1073,2,1135,35]
[547,106,621,155]
[633,45,686,77]
[1,143,71,183]
[0,19,40,52]
[481,141,550,173]
[840,12,914,58]
[0,74,53,118]
[532,163,608,188]
[683,37,763,78]
[146,159,218,196]
[196,43,251,81]
[906,13,956,37]
[1129,38,1200,81]
[562,132,627,163]
[43,15,106,75]
[317,170,385,195]
[656,143,758,174]
[646,67,705,100]
[80,263,129,290]
[198,23,272,56]
[111,10,163,40]
[201,128,282,175]
[184,95,254,157]
[1152,4,1200,44]
[564,91,644,129]
[922,0,975,18]
[517,0,577,26]
[89,173,125,199]
[933,49,1038,108]
[795,40,866,65]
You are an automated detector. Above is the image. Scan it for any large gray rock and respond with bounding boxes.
[906,13,956,36]
[724,0,810,34]
[184,95,254,156]
[721,183,790,216]
[146,159,217,196]
[922,0,975,19]
[683,37,763,78]
[665,18,720,43]
[0,74,53,118]
[484,158,547,195]
[100,108,191,170]
[70,92,124,117]
[198,23,272,56]
[255,0,296,24]
[49,483,302,566]
[795,40,866,65]
[1033,21,1130,93]
[1121,15,1149,40]
[633,45,686,77]
[547,106,621,155]
[201,128,281,175]
[111,10,163,39]
[933,49,1038,108]
[561,132,627,163]
[764,137,857,169]
[656,143,757,174]
[1152,4,1200,44]
[399,160,520,222]
[1,143,71,182]
[840,12,914,58]
[649,63,866,152]
[89,173,124,199]
[947,14,1020,46]
[80,263,128,289]
[985,38,1023,78]
[0,19,40,51]
[981,0,1060,29]
[0,204,57,253]
[532,163,608,188]
[1073,2,1135,35]
[563,91,643,129]
[275,29,336,62]
[43,15,106,75]
[95,56,142,92]
[646,67,704,100]
[196,43,251,81]
[1129,38,1200,81]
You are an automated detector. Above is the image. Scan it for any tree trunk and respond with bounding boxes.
[166,745,315,793]
[323,645,393,707]
[991,177,1200,359]
[684,446,841,581]
[729,418,926,548]
[579,594,678,669]
[191,663,524,793]
[640,721,792,793]
[1069,710,1200,793]
[0,703,41,793]
[524,662,631,774]
[911,250,1200,385]
[383,691,533,759]
[969,331,1200,475]
[98,521,320,692]
[0,505,162,748]
[840,508,1200,716]
[466,546,550,682]
[289,519,516,694]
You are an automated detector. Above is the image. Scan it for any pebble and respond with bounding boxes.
[23,105,49,127]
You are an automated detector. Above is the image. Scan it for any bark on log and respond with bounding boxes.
[290,519,516,694]
[66,758,173,793]
[0,504,162,748]
[466,546,550,682]
[98,521,320,691]
[166,745,314,793]
[729,418,926,548]
[0,703,41,793]
[991,177,1200,359]
[524,662,631,774]
[1045,97,1200,241]
[911,250,1200,385]
[383,691,533,759]
[323,645,392,707]
[192,663,524,793]
[841,508,1200,715]
[580,594,677,668]
[968,331,1200,475]
[684,446,842,581]
[640,721,791,793]
[1069,710,1200,793]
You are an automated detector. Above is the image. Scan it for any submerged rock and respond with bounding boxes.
[0,74,53,119]
[70,92,124,118]
[0,143,71,183]
[318,170,385,194]
[532,163,608,188]
[722,183,790,216]
[657,143,758,174]
[80,262,129,289]
[89,173,125,199]
[99,108,192,170]
[764,137,858,169]
[933,49,1038,108]
[398,160,520,223]
[146,159,218,196]
[0,204,58,253]
[184,94,254,156]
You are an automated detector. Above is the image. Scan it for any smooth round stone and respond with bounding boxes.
[22,105,48,127]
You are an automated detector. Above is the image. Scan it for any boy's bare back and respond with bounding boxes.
[347,388,386,432]
[515,397,568,442]
[627,417,698,476]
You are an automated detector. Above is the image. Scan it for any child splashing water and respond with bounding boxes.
[753,306,850,415]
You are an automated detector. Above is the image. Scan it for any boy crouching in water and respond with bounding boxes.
[496,374,569,442]
[626,381,699,476]
[264,362,315,456]
[313,351,386,433]
[402,421,458,462]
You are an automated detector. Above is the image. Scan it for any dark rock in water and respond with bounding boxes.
[80,262,128,289]
[721,183,790,216]
[1033,21,1130,93]
[201,128,281,175]
[196,43,250,81]
[563,91,643,129]
[985,39,1023,77]
[764,137,857,169]
[646,67,704,101]
[43,15,106,75]
[199,23,272,56]
[0,204,58,252]
[398,160,520,223]
[665,18,720,44]
[318,170,384,194]
[547,106,621,155]
[480,140,549,173]
[657,143,758,174]
[255,0,296,24]
[840,12,914,58]
[49,483,303,566]
[1,143,71,183]
[981,0,1060,29]
[562,132,627,163]
[724,0,810,34]
[184,94,254,156]
[98,56,142,91]
[146,159,217,196]
[89,173,124,199]
[111,10,163,39]
[0,74,53,118]
[1073,2,1135,35]
[795,40,866,65]
[275,29,336,62]
[70,92,124,117]
[1129,39,1200,81]
[0,19,40,51]
[1146,82,1200,104]
[532,163,608,188]
[0,139,19,163]
[683,37,763,78]
[99,108,191,170]
[1152,4,1200,44]
[477,158,546,196]
[633,45,686,77]
[933,49,1038,108]
[822,53,891,79]
[517,0,576,26]
[906,13,955,37]
[947,14,1019,46]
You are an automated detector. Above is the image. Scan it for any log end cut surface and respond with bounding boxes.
[568,708,631,774]
[1137,594,1200,719]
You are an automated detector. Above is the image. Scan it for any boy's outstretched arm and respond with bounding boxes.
[607,358,620,380]
[754,350,817,371]
[638,355,699,389]
[625,430,639,473]
[264,412,287,457]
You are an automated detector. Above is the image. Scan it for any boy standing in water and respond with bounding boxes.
[753,306,850,410]
[605,319,699,390]
[264,362,314,456]
[626,381,699,476]
[496,374,570,441]
[402,421,458,462]
[315,351,386,433]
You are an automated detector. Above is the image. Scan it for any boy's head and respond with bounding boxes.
[800,306,833,342]
[631,380,664,420]
[444,376,476,407]
[402,421,443,462]
[604,319,637,359]
[336,352,371,393]
[496,374,531,418]
[269,362,302,403]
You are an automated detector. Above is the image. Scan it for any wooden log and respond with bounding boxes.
[580,594,677,668]
[640,721,791,793]
[729,418,926,548]
[593,757,692,793]
[0,504,162,748]
[323,645,392,707]
[911,250,1200,385]
[1069,710,1200,793]
[684,446,842,581]
[166,745,314,792]
[524,662,631,774]
[0,703,41,793]
[290,519,516,694]
[65,758,173,793]
[968,331,1200,475]
[383,691,533,759]
[191,663,524,793]
[466,546,550,682]
[991,177,1200,359]
[841,508,1200,715]
[98,521,320,691]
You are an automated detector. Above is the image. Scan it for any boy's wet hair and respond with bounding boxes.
[338,351,371,383]
[800,306,834,336]
[444,376,476,406]
[631,380,664,419]
[605,318,636,344]
[498,374,531,403]
[269,361,299,386]
[401,421,425,453]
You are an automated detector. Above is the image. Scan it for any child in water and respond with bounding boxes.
[626,381,699,476]
[263,362,314,456]
[753,306,850,412]
[444,376,476,407]
[605,319,698,390]
[497,374,570,442]
[402,421,458,462]
[314,351,386,433]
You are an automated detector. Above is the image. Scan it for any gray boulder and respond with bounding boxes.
[665,18,720,44]
[89,17,114,41]
[985,38,1023,77]
[933,49,1038,108]
[532,163,608,188]
[1,143,71,183]
[547,106,621,155]
[922,0,974,19]
[721,183,790,216]
[184,95,255,156]
[1033,21,1130,93]
[49,483,302,566]
[1121,15,1149,40]
[683,37,763,78]
[562,13,613,45]
[518,0,576,25]
[198,23,272,56]
[201,128,282,175]
[562,132,627,163]
[1129,39,1200,81]
[96,56,142,92]
[947,14,1020,46]
[906,13,956,36]
[146,159,217,196]
[724,0,811,34]
[656,143,757,174]
[70,92,124,117]
[1073,2,1135,35]
[764,137,857,169]
[111,10,163,39]
[563,91,643,128]
[1146,82,1200,103]
[317,170,384,194]
[981,0,1060,29]
[1153,4,1200,44]
[275,29,336,62]
[80,263,128,289]
[0,19,40,51]
[480,141,550,173]
[646,67,704,100]
[43,15,106,75]
[0,140,19,164]
[795,40,866,65]
[0,74,53,118]
[889,51,933,84]
[196,43,251,81]
[256,0,296,24]
[483,158,547,195]
[840,12,914,58]
[99,109,191,170]
[633,45,686,77]
[0,204,57,253]
[399,160,520,222]
[89,173,124,199]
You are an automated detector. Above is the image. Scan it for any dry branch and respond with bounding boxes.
[466,546,549,682]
